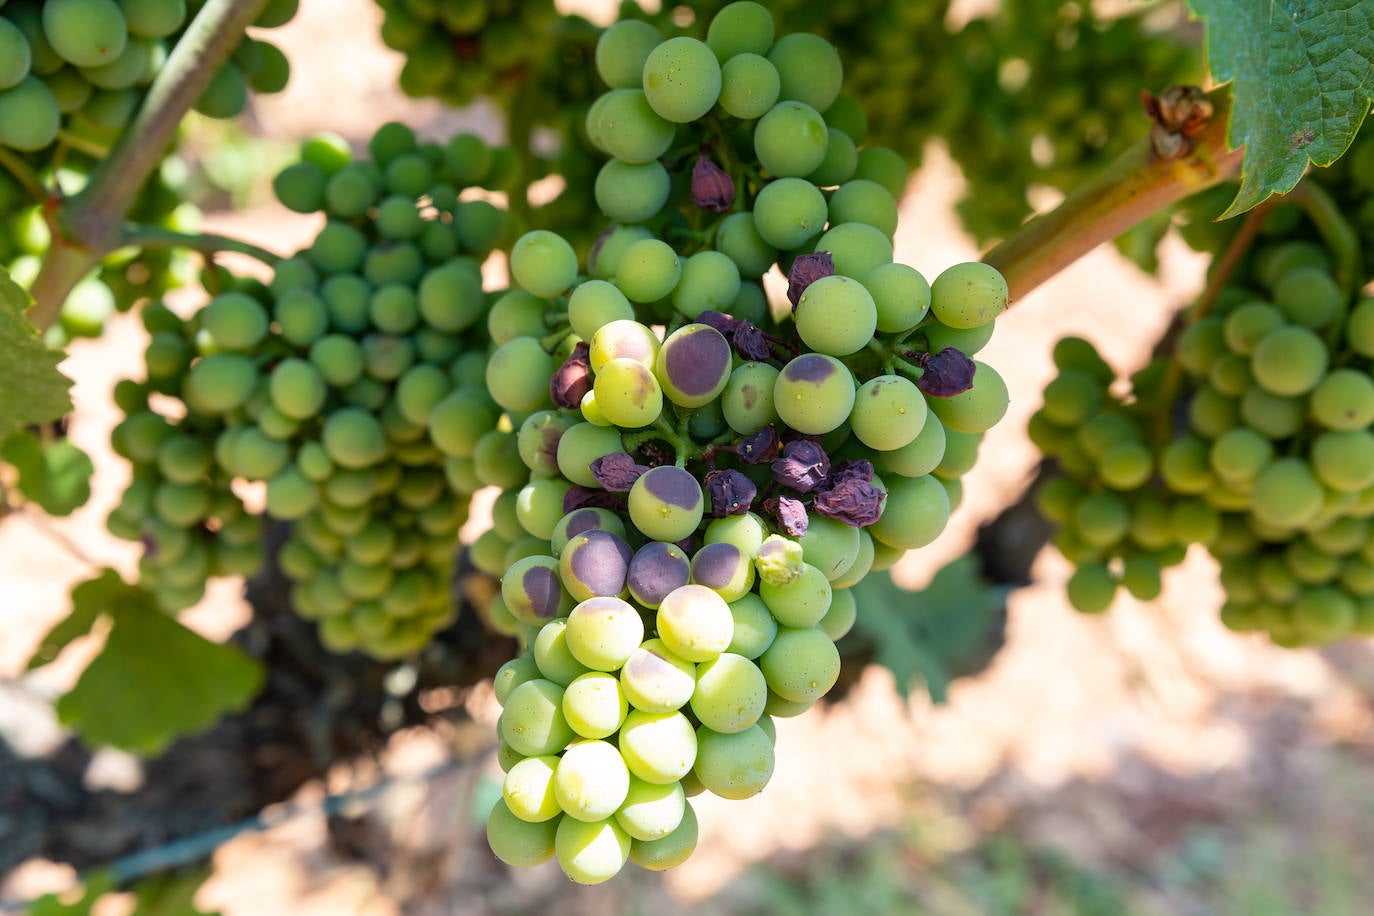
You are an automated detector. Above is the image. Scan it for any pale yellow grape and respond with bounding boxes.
[593,357,663,428]
[693,724,775,799]
[656,584,735,662]
[620,638,697,712]
[487,799,558,868]
[689,653,767,733]
[630,802,698,870]
[554,739,631,822]
[618,709,697,783]
[502,755,562,822]
[759,626,840,703]
[562,671,629,739]
[614,777,686,841]
[555,816,631,884]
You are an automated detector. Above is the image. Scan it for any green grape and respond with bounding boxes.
[615,238,681,303]
[830,179,899,238]
[615,777,685,842]
[706,1,774,61]
[654,323,732,408]
[486,799,557,868]
[689,542,754,603]
[416,262,483,332]
[671,250,740,320]
[1309,369,1374,431]
[0,77,61,150]
[264,467,317,519]
[1098,442,1153,490]
[880,411,946,478]
[1292,587,1356,641]
[593,357,663,428]
[589,318,658,371]
[555,739,631,823]
[1223,302,1285,355]
[428,389,498,458]
[1040,369,1104,426]
[1169,499,1220,544]
[568,281,634,342]
[719,52,779,119]
[627,542,691,609]
[516,478,573,540]
[757,625,839,704]
[656,583,733,663]
[534,617,594,686]
[1066,563,1116,613]
[628,466,704,542]
[618,709,698,783]
[486,337,555,412]
[273,288,329,346]
[1346,298,1374,356]
[766,31,841,112]
[509,230,577,298]
[555,816,631,885]
[1272,266,1344,329]
[725,593,778,659]
[564,596,643,671]
[1284,540,1340,585]
[182,353,256,414]
[1074,492,1130,548]
[620,638,696,713]
[550,507,626,555]
[773,353,856,435]
[503,755,561,823]
[1311,430,1374,492]
[487,291,548,345]
[562,671,628,740]
[44,0,129,68]
[807,127,858,187]
[119,0,186,38]
[1209,427,1273,485]
[629,801,697,870]
[926,361,1008,434]
[1186,386,1238,439]
[754,100,828,178]
[721,362,781,435]
[556,422,626,488]
[693,723,774,799]
[596,19,662,89]
[1251,457,1325,529]
[930,262,1008,329]
[813,222,891,280]
[759,562,832,628]
[1250,326,1329,396]
[320,407,386,469]
[819,586,858,640]
[642,37,721,123]
[267,358,326,421]
[850,375,925,451]
[794,275,877,356]
[595,158,670,223]
[714,211,776,278]
[503,555,572,626]
[752,177,827,249]
[868,474,949,549]
[794,515,859,583]
[596,89,675,163]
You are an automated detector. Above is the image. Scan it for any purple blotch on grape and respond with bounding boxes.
[565,485,628,514]
[522,565,565,620]
[783,353,841,384]
[563,507,612,541]
[641,465,704,510]
[628,542,692,606]
[662,325,732,398]
[566,530,634,596]
[692,542,746,590]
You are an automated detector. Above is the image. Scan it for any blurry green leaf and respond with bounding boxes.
[27,569,123,670]
[133,869,221,916]
[2,430,93,515]
[1187,0,1374,216]
[0,271,71,441]
[850,556,1006,703]
[56,574,264,755]
[27,870,116,916]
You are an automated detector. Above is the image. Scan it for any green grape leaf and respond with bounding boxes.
[849,557,1006,703]
[2,430,94,516]
[1187,0,1374,217]
[0,270,71,441]
[56,574,264,755]
[27,570,124,670]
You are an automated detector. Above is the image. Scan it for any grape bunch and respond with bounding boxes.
[1032,213,1374,644]
[0,0,295,154]
[480,1,1012,882]
[106,122,513,657]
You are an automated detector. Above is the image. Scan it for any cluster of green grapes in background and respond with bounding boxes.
[474,2,1012,882]
[0,0,299,342]
[1032,200,1374,645]
[105,122,513,656]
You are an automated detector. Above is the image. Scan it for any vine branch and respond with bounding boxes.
[984,86,1245,303]
[28,0,270,330]
[122,224,283,266]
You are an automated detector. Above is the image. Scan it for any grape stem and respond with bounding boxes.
[984,85,1244,303]
[1148,200,1275,445]
[121,224,283,266]
[0,148,48,203]
[27,0,272,331]
[1285,181,1363,299]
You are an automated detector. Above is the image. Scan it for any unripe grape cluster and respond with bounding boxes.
[1032,220,1374,644]
[107,122,513,657]
[480,1,1011,882]
[0,0,294,154]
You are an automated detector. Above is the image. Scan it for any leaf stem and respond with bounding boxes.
[121,224,283,265]
[984,86,1244,303]
[0,148,48,203]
